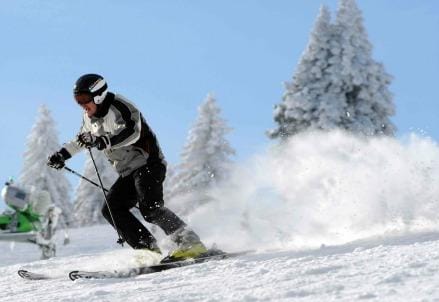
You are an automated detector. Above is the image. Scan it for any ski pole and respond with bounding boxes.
[87,148,125,246]
[64,165,140,210]
[64,166,109,192]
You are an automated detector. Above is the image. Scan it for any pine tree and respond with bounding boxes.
[334,0,395,135]
[20,105,73,227]
[269,1,395,139]
[169,93,235,213]
[270,6,341,139]
[73,149,118,227]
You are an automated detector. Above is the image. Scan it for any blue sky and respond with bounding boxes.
[0,1,438,202]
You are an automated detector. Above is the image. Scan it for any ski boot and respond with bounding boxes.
[163,228,208,263]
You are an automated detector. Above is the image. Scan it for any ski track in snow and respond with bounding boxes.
[1,226,439,301]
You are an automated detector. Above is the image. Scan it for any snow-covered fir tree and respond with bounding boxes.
[269,5,341,139]
[334,0,395,135]
[73,149,117,227]
[270,0,395,139]
[169,93,235,214]
[20,105,73,227]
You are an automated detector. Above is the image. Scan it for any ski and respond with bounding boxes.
[18,250,252,281]
[18,269,53,280]
[69,250,250,281]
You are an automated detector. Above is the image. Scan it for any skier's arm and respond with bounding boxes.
[62,116,90,157]
[48,117,89,169]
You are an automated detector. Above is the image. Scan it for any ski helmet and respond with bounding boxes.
[73,74,108,104]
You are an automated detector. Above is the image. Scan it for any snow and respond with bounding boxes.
[2,226,439,301]
[2,131,439,300]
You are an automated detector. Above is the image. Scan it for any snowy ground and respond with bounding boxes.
[2,131,439,301]
[1,225,439,301]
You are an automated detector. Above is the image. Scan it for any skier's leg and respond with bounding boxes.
[102,175,157,250]
[134,164,207,259]
[134,164,185,234]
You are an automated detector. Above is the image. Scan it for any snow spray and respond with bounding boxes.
[180,131,439,251]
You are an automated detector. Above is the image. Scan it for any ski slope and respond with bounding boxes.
[2,225,439,301]
[2,131,439,301]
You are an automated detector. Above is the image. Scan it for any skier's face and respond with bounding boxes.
[75,94,97,117]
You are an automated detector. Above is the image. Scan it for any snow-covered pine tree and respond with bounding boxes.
[20,105,73,227]
[169,93,235,214]
[334,0,395,135]
[269,5,342,139]
[269,1,395,140]
[73,149,117,227]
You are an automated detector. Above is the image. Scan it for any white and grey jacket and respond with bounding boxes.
[62,92,166,177]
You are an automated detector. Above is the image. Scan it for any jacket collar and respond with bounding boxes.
[93,92,114,118]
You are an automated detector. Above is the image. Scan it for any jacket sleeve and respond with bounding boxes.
[103,97,142,149]
[62,116,89,157]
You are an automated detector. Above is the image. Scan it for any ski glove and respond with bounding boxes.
[77,132,108,150]
[47,151,66,170]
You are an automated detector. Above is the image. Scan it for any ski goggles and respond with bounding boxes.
[75,94,93,105]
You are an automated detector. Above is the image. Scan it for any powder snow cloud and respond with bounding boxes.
[184,131,439,251]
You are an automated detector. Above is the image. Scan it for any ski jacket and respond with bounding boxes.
[63,92,166,177]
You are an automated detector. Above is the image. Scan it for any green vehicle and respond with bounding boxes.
[0,181,63,259]
[0,181,46,232]
[0,209,41,233]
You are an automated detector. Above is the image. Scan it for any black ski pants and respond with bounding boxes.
[102,163,185,249]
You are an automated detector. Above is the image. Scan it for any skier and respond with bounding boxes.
[47,73,208,261]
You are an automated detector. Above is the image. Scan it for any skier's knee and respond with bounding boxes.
[141,206,163,223]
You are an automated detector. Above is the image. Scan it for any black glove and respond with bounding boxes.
[77,132,107,150]
[47,152,66,170]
